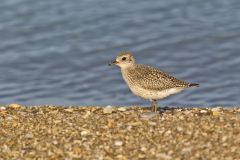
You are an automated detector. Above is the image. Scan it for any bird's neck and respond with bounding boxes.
[120,64,135,71]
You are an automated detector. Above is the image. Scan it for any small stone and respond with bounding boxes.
[53,140,58,145]
[211,107,222,112]
[148,121,157,126]
[140,146,147,152]
[8,103,22,109]
[222,136,228,142]
[127,126,132,131]
[114,140,123,146]
[0,106,6,110]
[81,130,90,136]
[82,111,91,119]
[50,110,59,114]
[177,127,183,132]
[179,116,184,120]
[117,107,127,112]
[73,146,82,154]
[183,110,192,115]
[128,122,142,126]
[156,153,172,159]
[211,107,223,116]
[6,116,13,120]
[116,155,124,159]
[107,119,114,128]
[64,108,74,113]
[138,154,146,159]
[54,120,62,124]
[165,130,171,135]
[181,147,192,154]
[200,110,208,113]
[103,106,114,114]
[212,110,221,116]
[73,140,82,144]
[0,110,7,116]
[25,133,34,139]
[231,147,237,153]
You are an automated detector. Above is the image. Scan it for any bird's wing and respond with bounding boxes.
[129,64,188,91]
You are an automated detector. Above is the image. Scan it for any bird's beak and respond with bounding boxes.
[108,60,118,66]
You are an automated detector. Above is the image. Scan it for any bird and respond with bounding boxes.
[109,51,199,112]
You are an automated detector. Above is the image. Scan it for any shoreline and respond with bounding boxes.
[1,104,240,159]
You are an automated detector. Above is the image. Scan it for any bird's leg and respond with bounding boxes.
[153,100,158,112]
[150,99,158,112]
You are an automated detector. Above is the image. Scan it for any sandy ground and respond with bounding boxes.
[0,104,240,160]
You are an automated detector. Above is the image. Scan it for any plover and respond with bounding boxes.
[109,51,199,112]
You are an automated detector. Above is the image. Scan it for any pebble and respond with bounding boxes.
[140,146,147,152]
[0,106,6,110]
[103,106,114,114]
[114,140,123,146]
[179,116,185,120]
[8,103,22,109]
[25,133,34,139]
[64,108,74,113]
[81,130,90,136]
[211,107,223,112]
[222,136,228,142]
[156,153,172,160]
[6,117,13,120]
[82,111,91,119]
[117,107,127,112]
[181,147,192,154]
[148,121,157,126]
[210,107,223,116]
[200,110,208,113]
[52,140,58,145]
[177,127,183,132]
[183,110,192,115]
[212,110,221,116]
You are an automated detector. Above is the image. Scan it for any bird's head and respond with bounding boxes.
[109,51,135,68]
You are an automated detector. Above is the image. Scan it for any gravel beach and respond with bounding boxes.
[0,104,240,160]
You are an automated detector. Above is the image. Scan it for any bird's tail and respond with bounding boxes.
[188,83,200,87]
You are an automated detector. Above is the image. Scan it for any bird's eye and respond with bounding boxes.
[122,57,126,61]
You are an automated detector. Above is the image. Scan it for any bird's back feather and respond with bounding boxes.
[123,64,189,91]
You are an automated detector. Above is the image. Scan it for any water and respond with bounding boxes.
[0,0,240,107]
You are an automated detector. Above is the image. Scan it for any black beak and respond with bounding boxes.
[108,60,118,66]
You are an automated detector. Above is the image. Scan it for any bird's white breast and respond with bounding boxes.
[128,85,183,100]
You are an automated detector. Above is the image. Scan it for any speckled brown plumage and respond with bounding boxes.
[123,64,189,91]
[110,51,199,112]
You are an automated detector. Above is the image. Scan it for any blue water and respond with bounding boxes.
[0,0,240,107]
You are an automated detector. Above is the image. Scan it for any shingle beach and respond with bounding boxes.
[0,104,239,159]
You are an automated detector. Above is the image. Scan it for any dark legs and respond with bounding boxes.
[150,99,158,112]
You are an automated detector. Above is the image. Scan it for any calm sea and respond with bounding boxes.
[0,0,240,107]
